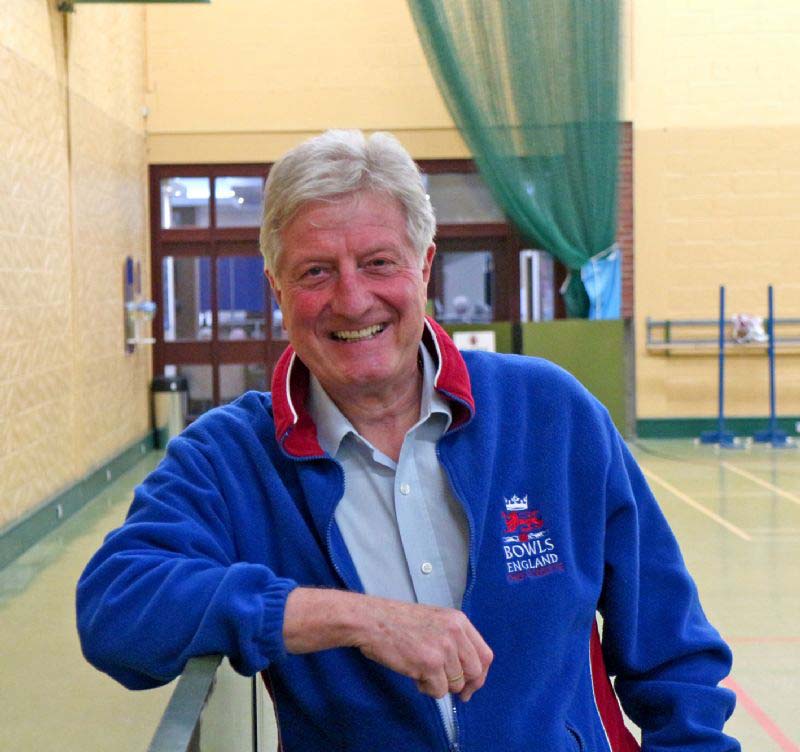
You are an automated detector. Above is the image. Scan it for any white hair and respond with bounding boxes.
[259,130,436,277]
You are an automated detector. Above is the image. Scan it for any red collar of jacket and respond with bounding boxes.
[270,317,476,458]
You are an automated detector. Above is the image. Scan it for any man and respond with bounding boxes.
[78,130,739,751]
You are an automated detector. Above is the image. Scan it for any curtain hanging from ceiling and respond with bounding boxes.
[407,0,622,318]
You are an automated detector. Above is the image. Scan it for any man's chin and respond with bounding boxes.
[318,363,412,398]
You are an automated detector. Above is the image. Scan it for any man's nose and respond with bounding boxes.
[330,267,372,318]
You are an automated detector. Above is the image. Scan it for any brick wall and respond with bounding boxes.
[633,0,800,420]
[618,123,634,319]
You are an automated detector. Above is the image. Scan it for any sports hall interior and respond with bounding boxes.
[0,1,798,750]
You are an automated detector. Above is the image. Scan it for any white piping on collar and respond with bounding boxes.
[285,351,299,426]
[424,318,444,388]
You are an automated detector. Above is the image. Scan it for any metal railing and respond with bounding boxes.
[646,316,800,353]
[148,656,276,752]
[148,655,221,752]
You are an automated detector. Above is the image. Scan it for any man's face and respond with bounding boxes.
[268,191,434,403]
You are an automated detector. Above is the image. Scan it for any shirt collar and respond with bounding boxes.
[420,341,453,430]
[309,344,452,458]
[308,375,353,457]
[271,316,475,458]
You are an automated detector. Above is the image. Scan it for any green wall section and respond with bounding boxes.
[520,320,628,434]
[444,319,629,434]
[0,433,156,571]
[637,416,800,439]
[442,322,515,355]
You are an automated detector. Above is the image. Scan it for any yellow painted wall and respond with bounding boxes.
[633,1,800,419]
[144,0,469,162]
[144,0,634,163]
[0,1,150,528]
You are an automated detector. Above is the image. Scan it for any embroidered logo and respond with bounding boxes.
[504,494,528,511]
[500,495,564,582]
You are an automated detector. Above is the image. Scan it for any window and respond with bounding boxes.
[151,166,279,420]
[437,251,494,323]
[161,256,212,341]
[519,250,555,322]
[160,178,210,229]
[215,176,264,228]
[423,173,504,223]
[216,256,267,341]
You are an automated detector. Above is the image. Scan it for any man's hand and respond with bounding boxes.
[282,588,493,701]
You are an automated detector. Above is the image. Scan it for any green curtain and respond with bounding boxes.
[407,0,621,318]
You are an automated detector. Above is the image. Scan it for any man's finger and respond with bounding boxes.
[458,635,493,701]
[445,666,466,693]
[416,674,449,699]
[453,640,481,698]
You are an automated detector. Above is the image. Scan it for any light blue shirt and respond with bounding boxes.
[308,345,469,742]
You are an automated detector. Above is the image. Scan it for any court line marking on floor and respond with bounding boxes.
[640,466,752,541]
[721,677,800,752]
[727,636,800,644]
[721,462,800,508]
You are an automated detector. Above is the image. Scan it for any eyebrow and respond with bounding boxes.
[360,244,403,255]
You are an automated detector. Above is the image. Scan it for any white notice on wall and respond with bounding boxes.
[452,330,497,352]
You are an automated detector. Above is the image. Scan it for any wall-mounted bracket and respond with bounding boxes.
[124,256,157,353]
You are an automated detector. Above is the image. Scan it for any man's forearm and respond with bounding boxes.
[282,587,366,653]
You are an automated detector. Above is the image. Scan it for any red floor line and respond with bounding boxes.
[722,677,799,752]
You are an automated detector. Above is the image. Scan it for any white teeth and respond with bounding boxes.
[332,324,385,341]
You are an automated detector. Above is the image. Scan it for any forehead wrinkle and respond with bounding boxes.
[279,191,417,277]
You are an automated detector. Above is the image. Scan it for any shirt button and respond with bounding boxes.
[420,562,433,574]
[399,483,411,495]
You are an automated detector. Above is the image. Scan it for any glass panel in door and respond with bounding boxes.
[437,251,494,323]
[160,178,211,229]
[216,256,267,340]
[162,256,213,342]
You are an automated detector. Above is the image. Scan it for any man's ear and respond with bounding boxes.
[421,244,436,284]
[265,269,282,306]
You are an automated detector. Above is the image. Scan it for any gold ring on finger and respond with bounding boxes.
[447,672,464,684]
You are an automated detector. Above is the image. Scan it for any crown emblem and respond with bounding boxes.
[504,494,528,511]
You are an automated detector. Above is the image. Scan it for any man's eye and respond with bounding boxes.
[295,266,328,286]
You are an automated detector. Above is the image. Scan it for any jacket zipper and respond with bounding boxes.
[434,696,461,751]
[322,458,363,592]
[281,445,358,591]
[435,442,478,611]
[288,428,472,750]
[450,701,461,751]
[325,457,460,750]
[434,435,477,752]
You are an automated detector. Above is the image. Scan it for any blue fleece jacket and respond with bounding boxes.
[76,319,738,752]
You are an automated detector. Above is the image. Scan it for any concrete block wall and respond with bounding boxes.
[0,1,150,529]
[633,0,800,420]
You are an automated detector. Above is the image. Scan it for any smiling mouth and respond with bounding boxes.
[330,323,387,342]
